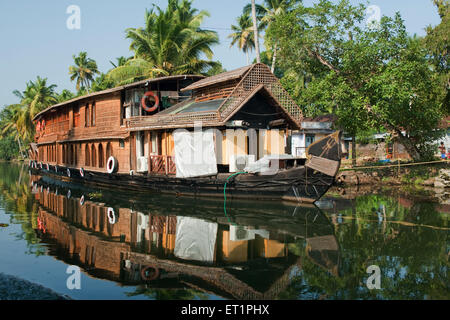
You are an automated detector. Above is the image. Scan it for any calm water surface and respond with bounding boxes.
[0,162,448,300]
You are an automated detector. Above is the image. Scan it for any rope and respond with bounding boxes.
[223,171,247,224]
[341,159,449,171]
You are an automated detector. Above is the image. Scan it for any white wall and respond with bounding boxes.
[291,133,306,157]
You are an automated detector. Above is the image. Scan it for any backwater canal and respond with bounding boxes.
[0,162,448,300]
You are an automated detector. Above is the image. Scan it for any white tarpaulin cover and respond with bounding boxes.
[174,130,218,178]
[244,154,294,174]
[174,216,218,263]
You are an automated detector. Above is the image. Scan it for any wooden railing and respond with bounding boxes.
[149,155,176,175]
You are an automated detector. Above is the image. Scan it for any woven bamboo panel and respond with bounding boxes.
[218,64,303,126]
[126,111,221,130]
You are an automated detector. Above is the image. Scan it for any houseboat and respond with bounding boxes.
[31,175,340,299]
[30,63,342,203]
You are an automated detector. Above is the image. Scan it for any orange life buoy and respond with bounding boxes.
[140,265,160,281]
[141,91,159,113]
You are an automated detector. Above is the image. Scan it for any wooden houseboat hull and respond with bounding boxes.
[30,131,342,204]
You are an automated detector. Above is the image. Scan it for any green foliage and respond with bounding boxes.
[423,0,449,114]
[229,12,261,64]
[109,56,132,69]
[243,0,302,71]
[356,129,381,145]
[69,52,100,92]
[1,76,58,155]
[0,135,20,160]
[56,89,75,103]
[204,62,227,76]
[108,0,219,84]
[91,73,115,92]
[268,0,445,160]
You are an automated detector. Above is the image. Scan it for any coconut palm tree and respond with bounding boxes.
[109,56,132,69]
[69,52,100,93]
[10,77,57,143]
[229,13,263,64]
[244,0,301,71]
[13,77,57,120]
[56,89,75,103]
[251,0,261,63]
[107,0,219,85]
[0,104,22,139]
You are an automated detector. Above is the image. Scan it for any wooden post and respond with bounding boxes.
[351,136,356,167]
[164,131,169,175]
[148,131,152,173]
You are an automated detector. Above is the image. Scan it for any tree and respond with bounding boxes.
[109,56,132,69]
[11,77,58,144]
[204,62,227,76]
[69,52,100,93]
[251,0,261,63]
[56,89,75,103]
[269,0,444,160]
[424,0,449,114]
[244,0,301,72]
[108,0,219,85]
[229,13,260,64]
[91,73,115,92]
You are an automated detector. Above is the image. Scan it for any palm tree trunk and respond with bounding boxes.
[271,44,278,73]
[251,0,261,63]
[84,79,90,94]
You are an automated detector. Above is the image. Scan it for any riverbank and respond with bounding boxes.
[0,273,69,300]
[336,160,449,187]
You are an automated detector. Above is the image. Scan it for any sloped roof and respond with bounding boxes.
[33,75,204,121]
[126,84,300,131]
[126,63,303,131]
[158,98,225,116]
[181,65,253,92]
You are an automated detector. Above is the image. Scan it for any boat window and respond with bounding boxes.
[305,134,315,148]
[91,144,97,167]
[98,144,104,168]
[85,104,90,127]
[106,142,113,158]
[73,105,80,127]
[91,102,96,127]
[85,144,90,166]
[123,89,145,118]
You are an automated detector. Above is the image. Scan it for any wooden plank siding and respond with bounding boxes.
[36,92,133,174]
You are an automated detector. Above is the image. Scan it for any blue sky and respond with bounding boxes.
[0,0,442,107]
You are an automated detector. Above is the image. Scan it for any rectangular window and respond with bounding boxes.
[85,104,90,127]
[91,102,96,126]
[119,139,125,148]
[305,134,315,147]
[73,106,80,127]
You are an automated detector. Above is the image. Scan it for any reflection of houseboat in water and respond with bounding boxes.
[30,64,341,204]
[31,175,340,299]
